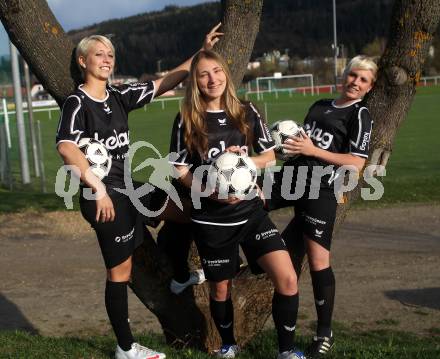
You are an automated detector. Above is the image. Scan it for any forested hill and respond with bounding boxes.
[68,0,429,77]
[257,0,394,58]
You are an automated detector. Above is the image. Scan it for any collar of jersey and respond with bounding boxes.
[78,84,109,103]
[331,98,362,109]
[206,109,225,113]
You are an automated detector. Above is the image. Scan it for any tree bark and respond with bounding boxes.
[216,0,264,89]
[333,0,440,230]
[0,0,81,106]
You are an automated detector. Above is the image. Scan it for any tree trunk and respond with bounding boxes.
[334,0,440,230]
[0,0,81,106]
[216,0,264,89]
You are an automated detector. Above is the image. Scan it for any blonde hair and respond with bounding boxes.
[343,55,378,83]
[75,35,115,75]
[181,50,249,156]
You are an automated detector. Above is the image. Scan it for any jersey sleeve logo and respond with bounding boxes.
[349,107,372,155]
[359,132,371,151]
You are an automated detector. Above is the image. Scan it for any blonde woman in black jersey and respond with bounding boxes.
[267,55,377,358]
[56,25,221,359]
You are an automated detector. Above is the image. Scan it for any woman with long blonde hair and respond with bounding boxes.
[170,50,305,359]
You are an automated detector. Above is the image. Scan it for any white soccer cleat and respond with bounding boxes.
[277,348,307,359]
[115,342,166,359]
[216,344,240,358]
[169,269,206,295]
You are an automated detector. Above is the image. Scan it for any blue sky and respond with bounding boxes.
[0,0,211,56]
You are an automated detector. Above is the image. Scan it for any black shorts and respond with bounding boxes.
[79,182,168,269]
[192,210,287,282]
[264,171,337,250]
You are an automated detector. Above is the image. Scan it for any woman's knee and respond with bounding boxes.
[308,256,329,271]
[307,251,330,271]
[306,237,330,271]
[209,280,231,301]
[107,257,132,282]
[274,272,298,296]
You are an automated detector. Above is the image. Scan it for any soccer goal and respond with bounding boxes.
[250,74,314,100]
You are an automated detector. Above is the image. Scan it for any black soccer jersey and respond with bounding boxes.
[56,81,156,188]
[286,98,373,189]
[169,102,275,226]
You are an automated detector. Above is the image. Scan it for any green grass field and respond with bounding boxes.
[1,89,439,356]
[1,86,440,212]
[1,326,439,359]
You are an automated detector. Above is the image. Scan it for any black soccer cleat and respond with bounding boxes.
[306,333,334,358]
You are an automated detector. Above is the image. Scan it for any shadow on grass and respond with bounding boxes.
[384,287,440,310]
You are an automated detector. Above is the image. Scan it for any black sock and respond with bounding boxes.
[105,281,134,351]
[209,297,236,345]
[311,267,335,337]
[157,221,192,283]
[272,291,299,353]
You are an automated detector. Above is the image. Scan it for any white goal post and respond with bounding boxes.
[254,74,314,100]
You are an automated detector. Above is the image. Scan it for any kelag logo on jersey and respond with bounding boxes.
[359,132,370,151]
[93,130,130,150]
[303,121,334,149]
[207,140,248,162]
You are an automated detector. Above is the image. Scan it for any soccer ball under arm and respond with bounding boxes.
[270,119,303,161]
[77,138,112,180]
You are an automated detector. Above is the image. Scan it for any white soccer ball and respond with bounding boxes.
[78,138,112,179]
[207,152,257,199]
[270,119,303,161]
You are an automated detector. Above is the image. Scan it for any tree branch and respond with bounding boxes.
[0,0,80,105]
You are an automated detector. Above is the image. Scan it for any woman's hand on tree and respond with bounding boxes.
[202,22,223,51]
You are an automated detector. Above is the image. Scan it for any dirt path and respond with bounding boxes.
[0,204,439,338]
